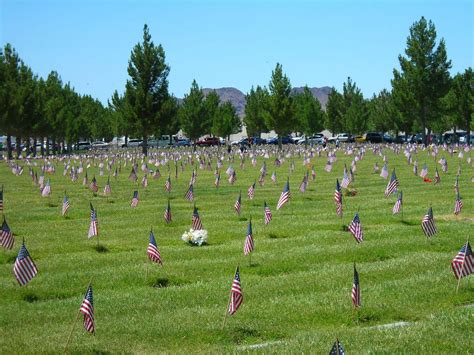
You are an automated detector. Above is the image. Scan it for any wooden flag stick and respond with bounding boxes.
[456,237,470,293]
[222,289,232,330]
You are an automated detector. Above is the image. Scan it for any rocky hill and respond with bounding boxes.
[202,86,331,117]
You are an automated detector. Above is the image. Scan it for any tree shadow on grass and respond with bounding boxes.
[239,217,248,222]
[401,220,417,226]
[23,293,39,303]
[94,244,109,253]
[268,233,288,239]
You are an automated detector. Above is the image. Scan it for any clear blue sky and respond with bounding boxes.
[1,0,472,104]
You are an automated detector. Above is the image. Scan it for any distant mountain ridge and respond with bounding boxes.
[201,86,332,117]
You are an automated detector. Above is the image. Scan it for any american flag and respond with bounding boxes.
[329,338,345,355]
[62,193,70,216]
[334,179,343,217]
[348,212,363,243]
[243,220,254,256]
[103,177,111,196]
[373,162,379,173]
[392,191,403,215]
[271,171,277,183]
[324,160,333,172]
[247,182,255,199]
[385,169,399,197]
[260,162,267,175]
[441,159,448,172]
[228,266,243,315]
[192,205,203,230]
[434,168,440,184]
[147,230,162,265]
[454,193,463,215]
[0,185,3,211]
[141,174,148,188]
[413,160,418,176]
[228,171,236,184]
[13,241,38,286]
[214,172,220,188]
[276,179,290,210]
[1,217,14,250]
[234,191,242,215]
[41,179,51,197]
[80,284,95,333]
[380,162,389,179]
[341,165,350,188]
[113,167,118,178]
[311,166,316,180]
[165,176,172,192]
[420,163,428,178]
[184,184,194,201]
[88,203,98,238]
[299,174,307,193]
[89,176,98,193]
[164,200,172,223]
[264,201,272,225]
[451,242,473,280]
[131,190,139,207]
[129,168,138,182]
[82,172,88,186]
[351,263,361,308]
[421,207,437,237]
[153,168,161,179]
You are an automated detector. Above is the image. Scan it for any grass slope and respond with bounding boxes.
[0,145,473,353]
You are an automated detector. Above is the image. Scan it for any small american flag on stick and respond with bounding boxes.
[147,230,162,265]
[243,220,254,256]
[80,284,95,333]
[1,217,14,250]
[88,203,98,238]
[227,266,243,315]
[234,191,242,215]
[421,207,437,238]
[348,212,363,243]
[385,169,399,197]
[276,179,290,210]
[263,201,272,225]
[130,190,139,208]
[451,242,473,280]
[14,241,38,286]
[192,205,203,230]
[351,263,361,308]
[164,200,172,223]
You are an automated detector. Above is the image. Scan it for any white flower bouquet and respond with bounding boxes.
[181,229,208,246]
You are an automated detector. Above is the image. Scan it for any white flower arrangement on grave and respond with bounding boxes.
[181,229,208,246]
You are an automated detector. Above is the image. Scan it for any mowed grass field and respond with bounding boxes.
[0,144,473,353]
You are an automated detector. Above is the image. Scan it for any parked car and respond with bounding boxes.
[328,133,353,143]
[459,133,473,144]
[195,137,220,146]
[354,135,366,143]
[173,138,191,147]
[298,134,324,145]
[91,141,108,149]
[123,139,143,148]
[395,135,408,144]
[266,136,294,145]
[383,134,394,143]
[364,132,383,143]
[75,141,91,150]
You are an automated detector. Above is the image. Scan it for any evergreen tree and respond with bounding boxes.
[342,77,368,135]
[443,68,473,144]
[179,80,206,142]
[244,85,269,138]
[392,17,451,144]
[293,86,325,138]
[214,101,241,139]
[368,89,396,133]
[325,88,344,136]
[204,90,220,136]
[126,24,170,155]
[265,63,295,149]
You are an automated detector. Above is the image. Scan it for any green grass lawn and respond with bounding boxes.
[0,145,473,353]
